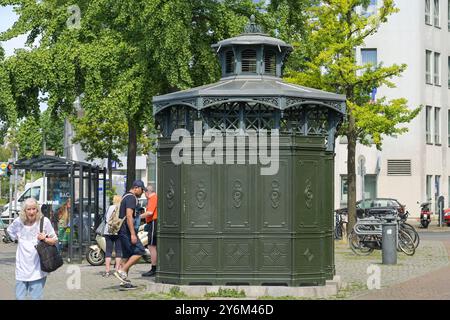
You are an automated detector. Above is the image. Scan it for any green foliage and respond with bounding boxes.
[284,0,420,149]
[16,116,42,159]
[0,146,11,162]
[204,288,246,298]
[0,0,261,179]
[15,109,64,159]
[106,185,117,205]
[0,45,17,143]
[168,286,187,298]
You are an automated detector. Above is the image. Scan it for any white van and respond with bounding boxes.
[1,178,46,222]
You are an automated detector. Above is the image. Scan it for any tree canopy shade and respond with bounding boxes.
[15,109,64,159]
[0,0,263,189]
[0,45,17,144]
[284,0,420,232]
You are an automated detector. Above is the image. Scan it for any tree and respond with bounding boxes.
[71,102,128,191]
[0,45,17,144]
[284,0,420,233]
[16,109,64,159]
[0,0,260,189]
[16,115,42,159]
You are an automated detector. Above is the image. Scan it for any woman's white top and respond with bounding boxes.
[7,217,57,282]
[103,205,117,235]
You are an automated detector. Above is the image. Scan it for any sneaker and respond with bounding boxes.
[113,270,130,283]
[102,272,111,278]
[119,283,138,291]
[142,269,156,277]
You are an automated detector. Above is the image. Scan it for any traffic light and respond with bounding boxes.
[6,163,12,177]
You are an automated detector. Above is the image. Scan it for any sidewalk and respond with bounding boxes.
[334,239,449,299]
[354,241,450,299]
[0,238,449,300]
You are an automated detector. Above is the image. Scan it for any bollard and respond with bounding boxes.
[382,222,397,265]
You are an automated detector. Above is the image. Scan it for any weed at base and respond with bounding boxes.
[204,288,246,298]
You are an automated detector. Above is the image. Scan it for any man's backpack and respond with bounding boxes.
[35,218,64,273]
[107,193,135,235]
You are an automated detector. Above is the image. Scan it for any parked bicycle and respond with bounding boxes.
[348,213,416,256]
[334,211,348,240]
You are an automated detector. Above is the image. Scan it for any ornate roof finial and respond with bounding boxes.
[244,14,264,34]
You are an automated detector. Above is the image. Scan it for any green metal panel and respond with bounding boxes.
[156,135,336,286]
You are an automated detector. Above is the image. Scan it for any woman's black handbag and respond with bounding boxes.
[35,218,64,273]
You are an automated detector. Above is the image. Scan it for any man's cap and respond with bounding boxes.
[132,180,147,192]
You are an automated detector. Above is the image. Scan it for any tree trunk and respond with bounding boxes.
[347,112,357,236]
[126,119,137,191]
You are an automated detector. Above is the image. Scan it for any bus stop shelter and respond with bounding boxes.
[13,155,107,263]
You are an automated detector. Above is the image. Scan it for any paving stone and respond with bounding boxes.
[0,238,447,300]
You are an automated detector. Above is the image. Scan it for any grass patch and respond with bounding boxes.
[258,295,314,300]
[204,288,246,298]
[168,286,188,298]
[328,282,368,300]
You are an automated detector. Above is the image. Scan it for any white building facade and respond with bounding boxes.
[335,0,450,217]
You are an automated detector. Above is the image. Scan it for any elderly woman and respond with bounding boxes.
[7,197,58,300]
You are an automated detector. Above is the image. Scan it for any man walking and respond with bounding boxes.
[113,180,147,290]
[141,184,158,277]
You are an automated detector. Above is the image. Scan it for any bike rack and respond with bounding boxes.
[354,218,383,236]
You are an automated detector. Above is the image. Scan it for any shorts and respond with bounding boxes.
[105,234,122,258]
[119,232,146,259]
[145,220,157,246]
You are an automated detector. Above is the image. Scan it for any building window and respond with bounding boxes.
[361,48,377,68]
[264,50,276,76]
[340,175,348,204]
[448,177,450,206]
[241,49,257,73]
[225,50,235,74]
[362,0,377,17]
[448,110,450,146]
[426,0,432,24]
[426,50,432,84]
[435,0,441,27]
[434,52,441,85]
[435,107,441,144]
[435,175,441,197]
[448,0,450,30]
[427,175,433,201]
[448,56,450,88]
[426,106,432,143]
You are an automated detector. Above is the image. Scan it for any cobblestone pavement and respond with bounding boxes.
[335,239,449,299]
[0,238,449,300]
[353,241,450,300]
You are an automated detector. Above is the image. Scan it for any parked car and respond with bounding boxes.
[443,208,450,226]
[335,198,406,219]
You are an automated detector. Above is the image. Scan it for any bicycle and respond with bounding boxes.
[349,214,416,256]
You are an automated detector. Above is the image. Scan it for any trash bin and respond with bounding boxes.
[382,222,397,265]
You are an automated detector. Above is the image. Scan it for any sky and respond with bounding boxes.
[0,6,27,57]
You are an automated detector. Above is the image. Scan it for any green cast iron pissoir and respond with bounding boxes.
[152,17,346,286]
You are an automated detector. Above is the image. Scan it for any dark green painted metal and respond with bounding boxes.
[156,135,336,286]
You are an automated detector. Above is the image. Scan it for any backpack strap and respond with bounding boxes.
[39,217,44,234]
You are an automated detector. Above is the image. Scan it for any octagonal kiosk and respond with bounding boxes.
[152,19,346,286]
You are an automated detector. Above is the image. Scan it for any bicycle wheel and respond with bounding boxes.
[400,223,420,249]
[348,231,374,256]
[397,229,415,256]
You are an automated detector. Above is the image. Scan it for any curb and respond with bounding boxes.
[145,276,343,299]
